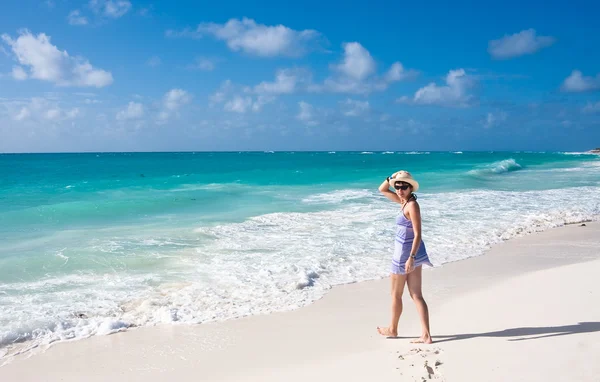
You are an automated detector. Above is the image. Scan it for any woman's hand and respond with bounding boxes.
[405,257,415,273]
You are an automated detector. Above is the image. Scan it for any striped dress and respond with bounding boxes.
[391,201,433,275]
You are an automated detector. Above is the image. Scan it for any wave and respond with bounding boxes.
[559,151,600,156]
[301,189,376,204]
[467,158,522,176]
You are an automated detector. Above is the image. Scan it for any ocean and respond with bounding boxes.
[1,151,599,361]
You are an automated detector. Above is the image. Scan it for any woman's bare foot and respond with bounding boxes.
[410,335,433,344]
[377,326,398,337]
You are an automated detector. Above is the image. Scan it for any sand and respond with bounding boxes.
[1,222,599,381]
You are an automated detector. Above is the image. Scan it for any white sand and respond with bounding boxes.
[1,222,599,381]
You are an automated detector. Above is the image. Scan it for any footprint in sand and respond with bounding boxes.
[395,347,445,381]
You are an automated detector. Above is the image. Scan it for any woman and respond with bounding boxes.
[376,170,433,343]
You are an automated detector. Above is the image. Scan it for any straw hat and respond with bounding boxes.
[389,170,419,192]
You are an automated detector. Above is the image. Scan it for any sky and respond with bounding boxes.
[0,0,599,152]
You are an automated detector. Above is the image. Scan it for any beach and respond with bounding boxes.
[1,221,598,381]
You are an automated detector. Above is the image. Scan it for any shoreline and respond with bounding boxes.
[1,221,599,381]
[1,218,596,363]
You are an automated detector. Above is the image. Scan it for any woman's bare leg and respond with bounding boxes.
[377,273,407,337]
[407,266,432,343]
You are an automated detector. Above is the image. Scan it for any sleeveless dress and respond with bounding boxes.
[391,201,433,275]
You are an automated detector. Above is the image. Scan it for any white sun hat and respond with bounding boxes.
[389,170,419,192]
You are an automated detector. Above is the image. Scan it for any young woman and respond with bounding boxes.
[376,170,433,343]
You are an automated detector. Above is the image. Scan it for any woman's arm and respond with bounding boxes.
[407,202,422,256]
[378,174,402,204]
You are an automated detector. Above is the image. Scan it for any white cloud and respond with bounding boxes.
[1,30,113,87]
[167,17,322,57]
[89,0,132,18]
[297,101,318,126]
[11,66,27,80]
[254,69,305,94]
[582,101,600,113]
[318,42,415,94]
[211,80,274,113]
[341,98,369,117]
[561,70,600,92]
[224,96,253,113]
[14,107,30,121]
[334,42,375,80]
[146,56,161,67]
[68,10,89,26]
[209,80,233,105]
[8,98,81,122]
[484,111,507,128]
[400,69,474,107]
[385,62,410,82]
[116,101,144,120]
[157,89,191,122]
[251,96,273,112]
[164,89,191,111]
[488,29,555,59]
[222,95,272,113]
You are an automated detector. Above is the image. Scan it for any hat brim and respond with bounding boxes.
[391,177,419,192]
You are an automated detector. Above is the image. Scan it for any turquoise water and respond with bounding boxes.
[1,151,599,359]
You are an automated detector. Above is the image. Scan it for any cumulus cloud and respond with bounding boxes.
[68,10,89,26]
[14,107,30,121]
[399,69,474,107]
[89,0,132,18]
[7,97,80,122]
[488,29,555,59]
[223,95,272,113]
[318,42,415,94]
[385,62,410,82]
[11,66,27,80]
[157,89,191,122]
[116,101,144,120]
[297,101,318,126]
[341,98,370,117]
[166,17,322,57]
[561,70,600,92]
[253,69,308,94]
[211,80,275,113]
[224,96,253,113]
[164,89,191,111]
[1,30,113,87]
[333,42,375,80]
[209,80,233,105]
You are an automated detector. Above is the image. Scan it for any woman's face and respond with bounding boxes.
[394,181,412,197]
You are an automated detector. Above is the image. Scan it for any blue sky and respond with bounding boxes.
[0,0,599,152]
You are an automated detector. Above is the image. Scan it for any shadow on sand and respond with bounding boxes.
[429,322,600,343]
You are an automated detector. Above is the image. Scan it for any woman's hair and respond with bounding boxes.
[410,192,418,201]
